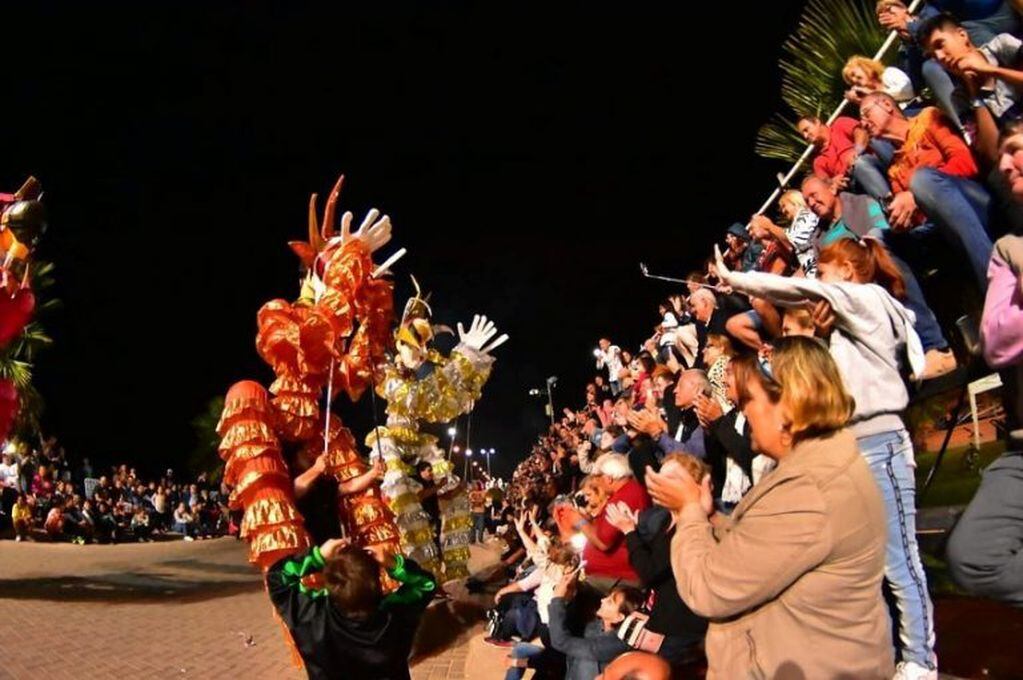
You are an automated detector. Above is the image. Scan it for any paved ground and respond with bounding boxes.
[3,535,1022,679]
[0,537,500,680]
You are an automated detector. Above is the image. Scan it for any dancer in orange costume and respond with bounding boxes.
[218,176,407,665]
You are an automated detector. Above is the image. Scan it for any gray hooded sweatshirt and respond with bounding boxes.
[723,271,925,438]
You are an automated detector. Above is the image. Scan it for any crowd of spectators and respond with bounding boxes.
[0,437,230,544]
[486,3,1023,678]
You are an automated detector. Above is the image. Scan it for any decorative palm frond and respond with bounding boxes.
[755,0,888,163]
[189,395,226,481]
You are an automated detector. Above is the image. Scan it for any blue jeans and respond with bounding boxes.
[858,429,936,669]
[908,168,995,292]
[866,228,949,352]
[852,141,895,203]
[504,642,546,680]
[471,512,486,543]
[922,59,966,133]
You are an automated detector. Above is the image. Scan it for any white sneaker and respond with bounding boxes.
[183,535,195,542]
[893,661,938,680]
[15,535,22,542]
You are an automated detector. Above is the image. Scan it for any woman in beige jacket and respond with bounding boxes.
[647,336,893,679]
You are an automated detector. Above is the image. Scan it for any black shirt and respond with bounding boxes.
[624,508,707,659]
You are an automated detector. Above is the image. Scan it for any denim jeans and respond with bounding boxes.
[947,450,1023,607]
[866,227,949,352]
[504,642,546,680]
[857,428,936,669]
[852,142,895,203]
[471,512,486,543]
[908,168,995,292]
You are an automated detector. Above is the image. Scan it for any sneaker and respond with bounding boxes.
[917,349,957,381]
[483,637,515,648]
[183,535,195,542]
[893,661,938,680]
[14,535,22,542]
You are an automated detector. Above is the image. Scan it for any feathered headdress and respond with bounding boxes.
[395,276,452,350]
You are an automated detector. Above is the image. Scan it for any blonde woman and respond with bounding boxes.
[843,54,915,105]
[646,337,893,679]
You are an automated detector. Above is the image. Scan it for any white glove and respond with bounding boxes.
[339,208,392,255]
[457,314,509,355]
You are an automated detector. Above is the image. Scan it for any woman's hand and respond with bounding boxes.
[552,570,579,600]
[645,465,704,513]
[604,501,638,534]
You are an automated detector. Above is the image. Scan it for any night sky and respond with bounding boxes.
[3,3,806,480]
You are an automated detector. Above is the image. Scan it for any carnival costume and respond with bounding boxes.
[216,177,406,664]
[367,285,507,580]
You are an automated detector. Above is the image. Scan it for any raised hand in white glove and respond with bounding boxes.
[457,314,509,355]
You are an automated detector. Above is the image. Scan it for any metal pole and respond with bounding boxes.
[751,0,923,220]
[546,383,555,427]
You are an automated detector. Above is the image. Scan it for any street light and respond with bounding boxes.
[447,427,457,437]
[528,376,557,427]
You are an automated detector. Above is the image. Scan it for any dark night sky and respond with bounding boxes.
[3,3,805,480]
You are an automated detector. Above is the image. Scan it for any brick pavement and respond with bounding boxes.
[0,538,500,680]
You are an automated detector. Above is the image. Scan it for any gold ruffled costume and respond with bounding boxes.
[368,342,493,581]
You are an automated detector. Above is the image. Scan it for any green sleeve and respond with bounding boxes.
[382,554,437,608]
[279,546,328,598]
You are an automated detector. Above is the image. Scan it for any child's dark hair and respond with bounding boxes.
[322,547,383,619]
[611,585,647,618]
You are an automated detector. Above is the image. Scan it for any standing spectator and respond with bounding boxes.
[469,483,487,544]
[595,339,624,396]
[716,244,939,677]
[646,337,894,679]
[0,452,18,527]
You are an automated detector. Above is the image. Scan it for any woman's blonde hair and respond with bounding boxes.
[779,189,806,214]
[842,55,885,86]
[735,337,855,444]
[705,333,736,358]
[772,336,855,442]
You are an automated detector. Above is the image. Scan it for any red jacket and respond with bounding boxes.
[888,107,977,195]
[812,117,859,179]
[584,478,651,581]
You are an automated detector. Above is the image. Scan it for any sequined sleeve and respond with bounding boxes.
[379,345,494,423]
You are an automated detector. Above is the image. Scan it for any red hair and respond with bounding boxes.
[818,238,906,299]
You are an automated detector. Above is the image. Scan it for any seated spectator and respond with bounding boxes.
[595,651,672,680]
[702,334,735,407]
[12,493,31,541]
[173,501,196,541]
[645,336,895,679]
[858,93,994,292]
[876,0,969,134]
[749,190,820,277]
[605,455,708,665]
[947,232,1023,606]
[721,223,762,273]
[538,574,644,680]
[497,538,582,676]
[569,453,650,593]
[44,504,64,540]
[843,54,916,105]
[922,13,1023,164]
[800,173,955,376]
[798,114,866,189]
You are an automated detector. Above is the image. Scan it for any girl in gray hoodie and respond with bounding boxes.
[715,238,937,680]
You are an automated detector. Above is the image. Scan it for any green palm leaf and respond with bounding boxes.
[755,0,888,163]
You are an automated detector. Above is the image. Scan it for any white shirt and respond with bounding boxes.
[596,345,624,381]
[659,312,679,346]
[882,66,915,103]
[0,462,18,488]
